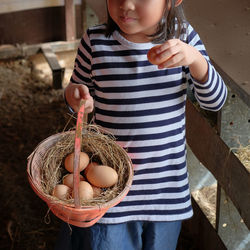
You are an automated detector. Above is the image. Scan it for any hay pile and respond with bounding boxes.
[234,143,250,172]
[192,183,217,227]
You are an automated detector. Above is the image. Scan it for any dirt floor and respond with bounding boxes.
[0,58,76,250]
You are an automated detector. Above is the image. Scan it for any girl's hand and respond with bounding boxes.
[65,83,94,113]
[149,39,208,83]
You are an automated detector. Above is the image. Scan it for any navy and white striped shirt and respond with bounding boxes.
[70,23,227,223]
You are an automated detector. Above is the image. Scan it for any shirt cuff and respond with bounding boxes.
[190,59,212,88]
[63,90,76,114]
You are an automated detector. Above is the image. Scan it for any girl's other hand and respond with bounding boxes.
[149,39,208,83]
[65,83,94,113]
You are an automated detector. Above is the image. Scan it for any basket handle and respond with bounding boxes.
[73,99,86,208]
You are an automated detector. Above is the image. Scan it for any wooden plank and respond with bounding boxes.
[0,0,81,14]
[41,44,65,89]
[0,6,83,45]
[81,0,88,32]
[0,40,80,60]
[186,99,250,230]
[41,44,62,71]
[178,197,227,250]
[65,0,76,41]
[0,7,65,45]
[215,184,222,232]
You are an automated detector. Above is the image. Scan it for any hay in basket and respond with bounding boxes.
[27,124,133,227]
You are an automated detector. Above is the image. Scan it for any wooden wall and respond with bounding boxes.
[0,5,83,45]
[0,0,81,14]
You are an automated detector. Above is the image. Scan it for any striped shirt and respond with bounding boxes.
[70,23,227,223]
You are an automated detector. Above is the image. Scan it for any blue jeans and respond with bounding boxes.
[55,221,182,250]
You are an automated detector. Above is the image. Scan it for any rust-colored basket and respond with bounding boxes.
[27,131,133,227]
[27,103,133,227]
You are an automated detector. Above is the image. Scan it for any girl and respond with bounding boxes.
[57,0,227,249]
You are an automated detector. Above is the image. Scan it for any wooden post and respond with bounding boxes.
[41,44,65,89]
[179,197,227,250]
[186,99,250,230]
[215,111,222,233]
[65,0,76,41]
[81,0,88,33]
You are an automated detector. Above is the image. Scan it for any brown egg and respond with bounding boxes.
[85,162,118,188]
[147,45,172,65]
[52,184,71,200]
[73,181,93,201]
[62,173,85,189]
[64,152,89,173]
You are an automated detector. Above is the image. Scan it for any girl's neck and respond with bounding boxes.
[119,31,153,43]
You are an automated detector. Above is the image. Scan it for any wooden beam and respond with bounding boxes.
[65,0,76,41]
[41,44,62,71]
[41,44,65,89]
[0,40,80,60]
[178,197,227,250]
[186,99,250,230]
[81,0,87,32]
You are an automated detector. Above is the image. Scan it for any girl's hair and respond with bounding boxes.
[104,0,186,43]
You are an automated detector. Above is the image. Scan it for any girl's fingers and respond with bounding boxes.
[155,39,179,54]
[74,85,90,100]
[157,47,182,68]
[158,53,184,69]
[74,88,80,99]
[155,42,181,65]
[67,83,94,113]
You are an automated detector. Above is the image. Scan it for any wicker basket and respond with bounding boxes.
[27,131,133,227]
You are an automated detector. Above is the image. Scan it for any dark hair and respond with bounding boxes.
[104,0,186,43]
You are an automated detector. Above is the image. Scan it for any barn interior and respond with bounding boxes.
[0,1,249,250]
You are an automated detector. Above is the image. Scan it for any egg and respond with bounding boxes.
[52,184,71,200]
[147,45,172,65]
[85,162,118,188]
[73,181,93,201]
[64,152,89,173]
[62,173,85,189]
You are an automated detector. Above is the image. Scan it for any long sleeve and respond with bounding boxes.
[185,24,228,111]
[70,30,95,96]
